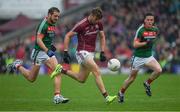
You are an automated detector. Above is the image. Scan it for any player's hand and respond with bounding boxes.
[100,51,106,62]
[146,38,153,45]
[47,50,55,57]
[63,51,71,64]
[51,45,56,52]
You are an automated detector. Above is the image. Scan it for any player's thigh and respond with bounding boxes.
[84,57,99,72]
[45,56,58,70]
[76,50,97,78]
[131,56,145,70]
[145,57,162,72]
[75,50,94,66]
[30,49,46,75]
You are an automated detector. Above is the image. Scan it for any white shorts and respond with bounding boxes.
[31,49,53,65]
[131,56,155,70]
[75,50,94,64]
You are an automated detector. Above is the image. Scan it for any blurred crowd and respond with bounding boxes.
[0,0,179,74]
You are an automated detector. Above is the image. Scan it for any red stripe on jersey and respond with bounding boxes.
[37,33,44,39]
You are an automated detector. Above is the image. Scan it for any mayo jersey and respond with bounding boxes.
[34,17,56,51]
[134,24,158,57]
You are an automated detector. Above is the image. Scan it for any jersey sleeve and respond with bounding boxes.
[71,23,82,34]
[98,22,103,31]
[37,24,47,35]
[155,27,159,36]
[37,24,47,39]
[134,29,142,41]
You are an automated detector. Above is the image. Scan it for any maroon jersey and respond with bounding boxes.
[71,17,103,52]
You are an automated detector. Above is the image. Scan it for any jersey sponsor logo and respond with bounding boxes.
[84,25,99,36]
[47,26,56,34]
[144,36,156,39]
[48,26,56,31]
[84,30,98,36]
[143,31,157,39]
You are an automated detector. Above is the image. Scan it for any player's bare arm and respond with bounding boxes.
[133,38,147,48]
[99,31,106,52]
[36,34,48,52]
[64,31,76,51]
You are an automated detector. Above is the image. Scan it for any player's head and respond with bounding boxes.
[48,7,60,24]
[143,13,155,28]
[89,7,103,24]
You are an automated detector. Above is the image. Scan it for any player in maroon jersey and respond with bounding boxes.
[62,7,116,103]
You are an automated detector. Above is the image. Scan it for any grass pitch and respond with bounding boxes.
[0,73,180,111]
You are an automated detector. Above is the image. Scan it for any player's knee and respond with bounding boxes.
[78,80,86,83]
[127,77,135,83]
[79,80,86,84]
[77,75,86,83]
[28,76,36,83]
[129,78,135,83]
[29,79,36,83]
[156,67,162,74]
[93,69,101,77]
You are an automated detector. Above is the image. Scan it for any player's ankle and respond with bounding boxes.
[54,92,60,96]
[16,65,21,70]
[102,92,108,98]
[120,88,126,94]
[146,79,153,85]
[145,81,150,86]
[61,69,67,74]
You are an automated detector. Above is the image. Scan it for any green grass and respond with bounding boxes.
[0,73,180,111]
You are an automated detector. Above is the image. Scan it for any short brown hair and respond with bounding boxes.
[48,7,60,15]
[90,7,103,19]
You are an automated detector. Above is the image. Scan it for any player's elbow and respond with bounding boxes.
[65,31,74,39]
[133,43,138,48]
[36,38,42,44]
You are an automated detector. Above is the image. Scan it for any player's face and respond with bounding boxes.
[144,16,154,28]
[90,16,100,24]
[49,11,60,24]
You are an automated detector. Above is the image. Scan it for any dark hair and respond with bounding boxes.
[143,13,154,20]
[90,7,103,19]
[48,7,60,15]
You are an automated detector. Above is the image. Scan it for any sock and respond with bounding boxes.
[146,79,153,85]
[16,65,22,70]
[102,92,108,98]
[120,88,126,94]
[54,92,60,96]
[61,69,67,74]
